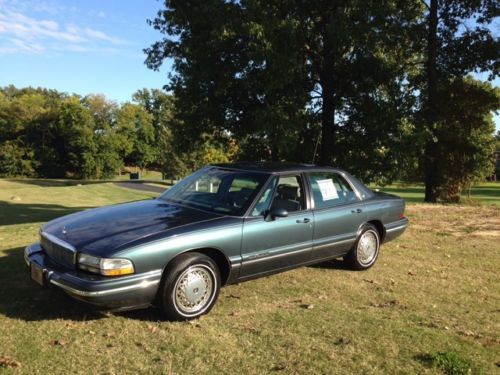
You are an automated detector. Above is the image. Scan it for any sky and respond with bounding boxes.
[0,0,498,131]
[0,0,170,103]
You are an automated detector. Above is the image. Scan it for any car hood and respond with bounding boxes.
[41,199,222,255]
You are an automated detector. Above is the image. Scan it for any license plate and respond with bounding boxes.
[30,263,45,286]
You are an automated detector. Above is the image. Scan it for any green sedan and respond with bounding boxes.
[25,163,408,320]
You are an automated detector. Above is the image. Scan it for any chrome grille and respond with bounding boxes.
[40,232,76,269]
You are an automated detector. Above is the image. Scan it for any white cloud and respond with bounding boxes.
[84,27,124,45]
[0,3,125,55]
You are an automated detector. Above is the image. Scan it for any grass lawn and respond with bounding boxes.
[373,182,500,205]
[0,179,499,374]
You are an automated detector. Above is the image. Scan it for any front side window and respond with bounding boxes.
[308,172,357,209]
[251,177,278,216]
[270,175,305,213]
[159,168,270,216]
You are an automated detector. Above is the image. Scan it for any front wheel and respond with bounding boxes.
[344,224,380,270]
[158,252,220,320]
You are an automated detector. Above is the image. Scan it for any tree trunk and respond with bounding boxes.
[319,74,335,165]
[424,0,438,202]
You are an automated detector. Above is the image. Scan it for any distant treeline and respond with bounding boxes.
[0,85,237,180]
[0,80,498,202]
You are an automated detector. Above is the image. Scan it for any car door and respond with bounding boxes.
[307,171,367,261]
[239,174,314,279]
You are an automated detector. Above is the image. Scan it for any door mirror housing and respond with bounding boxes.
[265,207,289,221]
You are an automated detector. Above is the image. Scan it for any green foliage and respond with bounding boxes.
[145,0,424,178]
[0,140,36,177]
[432,78,498,202]
[55,97,97,179]
[418,0,499,202]
[420,351,473,375]
[0,86,180,179]
[145,0,498,197]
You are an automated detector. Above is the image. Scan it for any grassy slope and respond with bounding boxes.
[0,180,499,374]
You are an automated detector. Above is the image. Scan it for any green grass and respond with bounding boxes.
[417,351,474,375]
[0,179,499,374]
[372,182,500,205]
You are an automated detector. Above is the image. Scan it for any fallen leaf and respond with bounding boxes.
[270,364,286,371]
[458,330,482,339]
[50,339,67,347]
[147,324,157,333]
[300,304,314,310]
[0,356,21,368]
[188,321,201,328]
[370,300,403,308]
[333,337,350,346]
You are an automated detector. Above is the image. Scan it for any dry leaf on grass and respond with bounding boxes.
[370,300,405,309]
[147,324,157,333]
[49,339,67,347]
[300,303,314,310]
[0,356,21,368]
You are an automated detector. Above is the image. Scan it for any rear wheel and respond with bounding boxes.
[344,224,380,270]
[158,252,220,320]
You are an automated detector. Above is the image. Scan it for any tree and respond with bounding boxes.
[54,97,97,179]
[145,0,422,173]
[420,0,499,202]
[116,103,157,171]
[0,140,36,177]
[430,78,498,201]
[82,94,123,178]
[132,88,176,171]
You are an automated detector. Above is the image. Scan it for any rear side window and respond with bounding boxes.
[308,172,358,209]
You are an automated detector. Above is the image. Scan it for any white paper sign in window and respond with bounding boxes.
[317,179,339,201]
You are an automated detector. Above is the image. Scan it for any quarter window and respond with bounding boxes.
[308,172,357,209]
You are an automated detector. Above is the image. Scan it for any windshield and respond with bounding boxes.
[159,167,271,216]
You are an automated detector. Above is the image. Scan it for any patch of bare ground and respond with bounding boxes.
[408,204,500,237]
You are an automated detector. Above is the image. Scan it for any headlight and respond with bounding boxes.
[77,253,135,276]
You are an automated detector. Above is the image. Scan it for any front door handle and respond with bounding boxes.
[351,208,362,214]
[296,218,311,224]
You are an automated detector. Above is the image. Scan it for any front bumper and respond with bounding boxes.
[25,243,162,310]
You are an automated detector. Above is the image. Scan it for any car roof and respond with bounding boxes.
[211,162,344,174]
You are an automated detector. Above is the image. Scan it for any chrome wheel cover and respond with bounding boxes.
[357,230,379,265]
[173,265,216,316]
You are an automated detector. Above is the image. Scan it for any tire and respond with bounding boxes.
[158,252,221,321]
[344,224,380,270]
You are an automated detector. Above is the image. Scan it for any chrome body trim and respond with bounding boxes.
[48,269,162,297]
[386,223,408,233]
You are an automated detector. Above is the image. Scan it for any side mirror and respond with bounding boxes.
[265,207,289,221]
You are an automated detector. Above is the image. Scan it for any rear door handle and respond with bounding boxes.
[351,208,362,214]
[296,218,311,224]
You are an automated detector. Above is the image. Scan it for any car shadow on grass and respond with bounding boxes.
[0,201,92,226]
[7,178,111,187]
[309,258,352,271]
[0,246,165,322]
[0,246,117,321]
